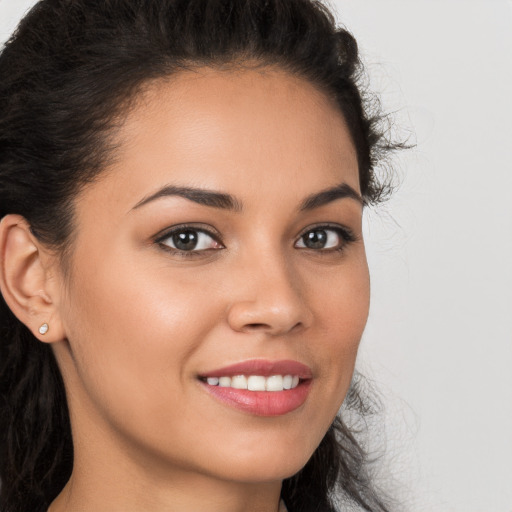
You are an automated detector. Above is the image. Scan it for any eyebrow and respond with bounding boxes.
[131,182,362,212]
[299,183,363,210]
[132,185,243,212]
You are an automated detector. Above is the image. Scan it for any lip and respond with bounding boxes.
[198,359,313,379]
[198,359,313,417]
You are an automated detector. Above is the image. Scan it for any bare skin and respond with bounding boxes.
[0,67,369,511]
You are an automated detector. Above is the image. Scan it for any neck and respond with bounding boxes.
[49,466,283,512]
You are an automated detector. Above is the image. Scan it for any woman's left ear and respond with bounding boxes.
[0,214,66,343]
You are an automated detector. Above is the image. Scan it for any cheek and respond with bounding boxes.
[309,254,370,399]
[60,248,223,426]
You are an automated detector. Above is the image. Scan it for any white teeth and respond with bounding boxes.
[247,375,266,391]
[231,375,248,389]
[205,374,301,391]
[218,376,231,387]
[266,375,283,391]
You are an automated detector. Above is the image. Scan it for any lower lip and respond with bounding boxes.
[200,380,312,416]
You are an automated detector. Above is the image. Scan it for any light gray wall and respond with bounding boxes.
[334,1,512,511]
[1,1,511,510]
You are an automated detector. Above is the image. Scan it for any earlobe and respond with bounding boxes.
[0,214,65,343]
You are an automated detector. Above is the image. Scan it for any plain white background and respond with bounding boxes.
[1,1,511,511]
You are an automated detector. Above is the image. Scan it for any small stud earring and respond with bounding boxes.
[39,323,49,335]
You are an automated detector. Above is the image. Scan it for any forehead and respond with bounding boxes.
[83,66,360,213]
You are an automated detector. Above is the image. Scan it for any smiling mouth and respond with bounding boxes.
[197,359,313,416]
[199,374,302,391]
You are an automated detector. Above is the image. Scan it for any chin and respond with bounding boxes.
[202,439,318,484]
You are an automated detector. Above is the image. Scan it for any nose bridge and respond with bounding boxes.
[226,240,312,335]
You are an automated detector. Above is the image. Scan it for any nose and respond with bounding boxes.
[226,253,313,337]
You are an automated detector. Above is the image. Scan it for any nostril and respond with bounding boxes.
[244,321,304,334]
[227,299,310,335]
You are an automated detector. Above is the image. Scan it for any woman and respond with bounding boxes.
[0,1,400,511]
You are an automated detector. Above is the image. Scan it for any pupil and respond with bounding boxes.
[173,230,198,250]
[305,230,327,249]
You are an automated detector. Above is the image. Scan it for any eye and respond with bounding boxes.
[156,226,223,255]
[295,225,355,251]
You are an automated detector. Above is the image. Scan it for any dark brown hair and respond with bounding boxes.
[0,1,400,510]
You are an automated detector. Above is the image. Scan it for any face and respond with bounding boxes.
[52,67,370,485]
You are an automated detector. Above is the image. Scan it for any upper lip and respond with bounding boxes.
[199,359,313,379]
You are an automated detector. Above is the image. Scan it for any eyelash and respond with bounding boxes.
[154,223,357,259]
